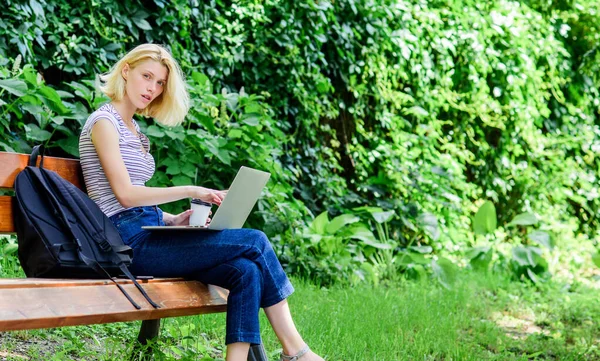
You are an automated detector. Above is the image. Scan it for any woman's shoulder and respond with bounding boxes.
[87,103,119,123]
[83,103,122,135]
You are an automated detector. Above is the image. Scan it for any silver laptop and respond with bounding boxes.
[142,166,270,231]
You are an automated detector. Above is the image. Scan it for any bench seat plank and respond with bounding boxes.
[0,278,228,331]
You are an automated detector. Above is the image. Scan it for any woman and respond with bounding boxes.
[78,43,325,361]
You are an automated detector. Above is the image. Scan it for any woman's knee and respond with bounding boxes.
[233,258,263,289]
[204,259,262,290]
[245,229,272,252]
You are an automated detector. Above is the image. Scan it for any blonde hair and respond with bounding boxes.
[99,44,189,126]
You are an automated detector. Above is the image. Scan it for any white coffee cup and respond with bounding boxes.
[189,199,212,226]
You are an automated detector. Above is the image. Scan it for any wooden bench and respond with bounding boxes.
[0,151,268,360]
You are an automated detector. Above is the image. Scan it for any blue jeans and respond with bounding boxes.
[109,206,294,345]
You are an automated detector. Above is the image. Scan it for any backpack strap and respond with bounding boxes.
[29,145,45,168]
[77,249,143,310]
[117,262,161,309]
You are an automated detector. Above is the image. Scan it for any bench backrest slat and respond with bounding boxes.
[0,152,84,233]
[0,196,14,234]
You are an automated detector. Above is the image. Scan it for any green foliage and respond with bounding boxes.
[473,201,497,235]
[0,235,23,277]
[0,0,599,285]
[285,210,371,286]
[285,206,459,287]
[468,201,553,283]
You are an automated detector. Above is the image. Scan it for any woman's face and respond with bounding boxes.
[122,59,168,109]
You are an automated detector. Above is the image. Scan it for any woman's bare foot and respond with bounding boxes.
[302,350,325,361]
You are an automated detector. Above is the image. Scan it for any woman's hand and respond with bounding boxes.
[190,187,227,206]
[163,210,193,226]
[205,210,213,226]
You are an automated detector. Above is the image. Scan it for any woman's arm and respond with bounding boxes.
[90,118,225,208]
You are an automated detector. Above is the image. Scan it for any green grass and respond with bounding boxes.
[150,273,600,360]
[2,272,600,360]
[256,275,600,360]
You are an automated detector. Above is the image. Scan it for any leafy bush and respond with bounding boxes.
[469,200,554,283]
[284,207,458,287]
[1,0,599,285]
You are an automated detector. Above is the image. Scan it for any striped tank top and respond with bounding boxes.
[79,103,156,217]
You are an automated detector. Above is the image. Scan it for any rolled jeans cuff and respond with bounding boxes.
[226,331,262,345]
[261,279,295,308]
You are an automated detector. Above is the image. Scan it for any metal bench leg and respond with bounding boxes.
[138,319,161,344]
[248,344,269,361]
[131,319,160,361]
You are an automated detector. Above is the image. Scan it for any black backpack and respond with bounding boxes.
[13,145,159,309]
